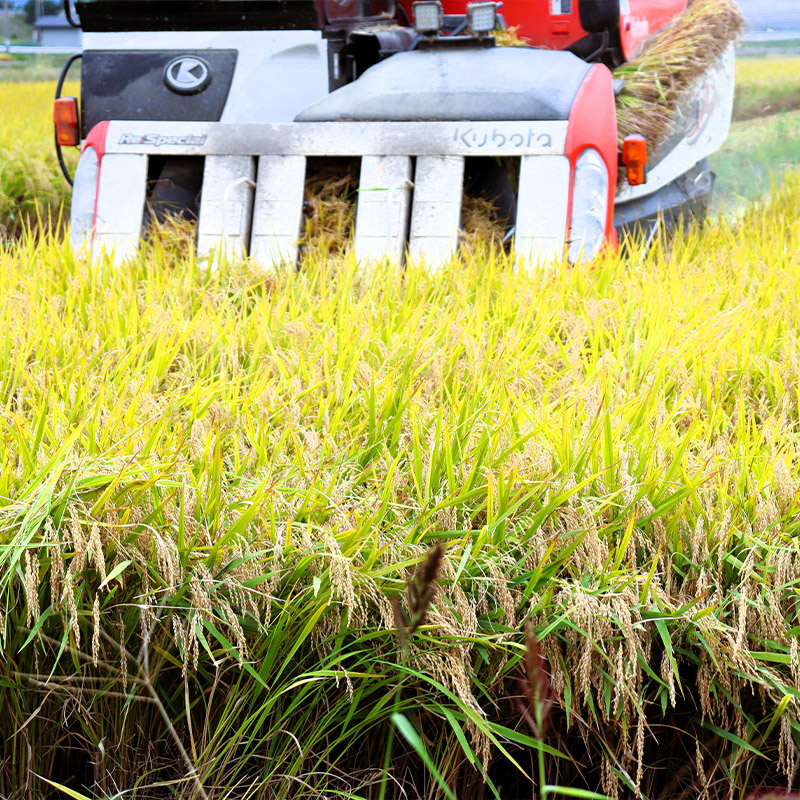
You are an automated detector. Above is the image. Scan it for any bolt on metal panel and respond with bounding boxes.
[197,155,257,264]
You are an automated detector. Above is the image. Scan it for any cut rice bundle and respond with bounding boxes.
[497,0,744,150]
[615,0,745,146]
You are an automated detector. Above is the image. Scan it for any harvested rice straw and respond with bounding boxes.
[614,0,745,146]
[494,26,529,47]
[302,158,360,255]
[459,195,508,256]
[496,0,744,151]
[143,210,198,266]
[302,160,510,259]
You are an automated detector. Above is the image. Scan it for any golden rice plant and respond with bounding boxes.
[1,45,799,800]
[733,56,800,120]
[0,81,77,238]
[0,170,800,798]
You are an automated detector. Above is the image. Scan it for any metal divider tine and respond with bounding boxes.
[250,155,307,270]
[93,153,148,265]
[408,155,465,270]
[197,155,257,264]
[354,155,413,265]
[514,154,571,269]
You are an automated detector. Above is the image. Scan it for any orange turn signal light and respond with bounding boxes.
[54,97,80,147]
[621,134,648,187]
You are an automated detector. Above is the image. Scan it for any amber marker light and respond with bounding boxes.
[621,134,648,187]
[54,97,80,147]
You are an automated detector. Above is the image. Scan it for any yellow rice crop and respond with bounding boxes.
[1,55,800,800]
[733,56,800,119]
[0,172,800,797]
[0,81,77,238]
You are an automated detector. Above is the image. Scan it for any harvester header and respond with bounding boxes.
[56,0,740,267]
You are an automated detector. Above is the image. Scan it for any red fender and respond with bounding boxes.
[80,121,110,236]
[565,63,618,245]
[620,0,687,60]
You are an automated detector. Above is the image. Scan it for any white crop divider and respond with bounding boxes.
[249,155,307,270]
[93,153,148,265]
[354,155,413,264]
[408,155,465,269]
[197,155,257,264]
[514,154,570,268]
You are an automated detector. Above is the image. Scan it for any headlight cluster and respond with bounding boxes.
[568,148,609,264]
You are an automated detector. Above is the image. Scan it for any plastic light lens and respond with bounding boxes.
[621,133,648,186]
[568,148,609,264]
[54,97,80,147]
[466,1,497,33]
[70,146,99,251]
[412,1,443,33]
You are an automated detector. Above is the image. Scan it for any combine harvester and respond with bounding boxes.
[53,0,736,268]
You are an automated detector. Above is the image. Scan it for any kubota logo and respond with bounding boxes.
[164,56,211,94]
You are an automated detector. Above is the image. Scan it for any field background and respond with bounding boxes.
[712,55,800,212]
[0,47,800,800]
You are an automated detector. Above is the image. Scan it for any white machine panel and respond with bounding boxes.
[408,155,465,268]
[250,155,307,269]
[82,31,330,124]
[354,155,413,264]
[103,120,568,157]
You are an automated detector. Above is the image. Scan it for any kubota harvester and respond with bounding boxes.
[53,0,735,267]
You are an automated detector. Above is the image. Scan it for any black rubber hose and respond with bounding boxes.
[54,52,82,186]
[64,0,80,27]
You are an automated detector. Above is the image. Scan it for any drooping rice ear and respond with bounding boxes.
[517,623,554,739]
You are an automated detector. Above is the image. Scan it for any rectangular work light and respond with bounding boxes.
[466,1,498,33]
[412,1,443,34]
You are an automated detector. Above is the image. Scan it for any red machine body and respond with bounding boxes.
[616,0,688,60]
[399,0,687,61]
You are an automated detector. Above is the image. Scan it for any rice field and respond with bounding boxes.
[732,56,800,120]
[0,81,76,240]
[1,51,800,800]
